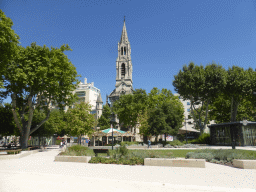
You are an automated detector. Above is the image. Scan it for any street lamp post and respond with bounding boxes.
[97,127,100,146]
[111,124,114,150]
[185,118,187,144]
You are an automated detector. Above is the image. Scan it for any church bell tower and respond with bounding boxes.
[108,18,133,107]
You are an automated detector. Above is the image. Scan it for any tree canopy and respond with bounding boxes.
[97,104,112,130]
[0,103,18,136]
[65,102,96,136]
[113,88,184,138]
[0,10,20,89]
[173,62,226,133]
[113,89,148,128]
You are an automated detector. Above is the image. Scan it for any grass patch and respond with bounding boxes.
[186,149,256,163]
[59,145,89,156]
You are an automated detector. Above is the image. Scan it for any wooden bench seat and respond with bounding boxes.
[93,149,109,156]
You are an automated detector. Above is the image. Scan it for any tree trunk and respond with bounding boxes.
[231,100,239,122]
[39,135,41,148]
[20,133,29,149]
[202,101,209,134]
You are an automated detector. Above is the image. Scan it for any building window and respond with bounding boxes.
[187,108,190,112]
[121,63,125,77]
[124,47,126,55]
[187,102,190,105]
[121,47,123,55]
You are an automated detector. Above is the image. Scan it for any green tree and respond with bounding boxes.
[3,42,79,149]
[148,87,173,108]
[97,104,112,130]
[0,103,18,136]
[173,62,226,134]
[113,89,148,129]
[30,109,58,146]
[45,109,66,135]
[208,93,256,123]
[224,66,255,122]
[65,102,96,144]
[0,10,20,89]
[147,95,184,141]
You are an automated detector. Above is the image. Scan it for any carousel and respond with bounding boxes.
[92,128,134,146]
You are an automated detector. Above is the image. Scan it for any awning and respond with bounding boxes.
[92,128,126,137]
[178,127,200,134]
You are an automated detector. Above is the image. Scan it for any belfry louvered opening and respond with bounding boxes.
[121,63,125,77]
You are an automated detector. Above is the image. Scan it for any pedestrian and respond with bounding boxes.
[148,139,151,148]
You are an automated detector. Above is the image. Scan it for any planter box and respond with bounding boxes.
[55,155,91,163]
[0,149,40,160]
[144,158,205,168]
[233,160,256,169]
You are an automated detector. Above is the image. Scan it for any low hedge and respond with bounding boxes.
[59,145,88,156]
[185,149,256,163]
[89,156,144,165]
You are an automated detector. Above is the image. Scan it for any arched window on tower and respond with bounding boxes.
[121,47,123,55]
[121,63,125,77]
[124,47,126,55]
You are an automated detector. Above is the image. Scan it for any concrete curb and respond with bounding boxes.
[144,158,206,168]
[55,155,92,163]
[0,149,40,160]
[233,159,256,169]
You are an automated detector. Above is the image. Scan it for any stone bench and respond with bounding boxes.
[233,160,256,169]
[144,158,205,168]
[93,149,109,156]
[55,156,91,163]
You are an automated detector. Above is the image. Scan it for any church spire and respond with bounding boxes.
[120,17,129,44]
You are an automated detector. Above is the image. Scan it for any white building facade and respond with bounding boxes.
[50,77,101,116]
[73,77,101,113]
[174,93,210,134]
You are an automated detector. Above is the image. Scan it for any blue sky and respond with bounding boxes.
[1,0,256,104]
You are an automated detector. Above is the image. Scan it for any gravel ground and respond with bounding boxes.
[0,147,255,192]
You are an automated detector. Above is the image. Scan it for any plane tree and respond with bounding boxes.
[173,62,226,134]
[2,42,79,149]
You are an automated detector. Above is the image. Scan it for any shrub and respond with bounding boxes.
[186,152,214,162]
[61,145,88,156]
[120,141,139,146]
[55,140,61,145]
[129,157,144,165]
[168,140,184,146]
[196,133,210,144]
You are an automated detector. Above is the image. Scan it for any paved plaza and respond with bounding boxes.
[0,147,255,192]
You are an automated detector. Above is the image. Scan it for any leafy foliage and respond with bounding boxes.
[45,109,66,135]
[60,145,88,156]
[113,89,148,128]
[30,109,57,137]
[0,10,20,89]
[2,42,79,149]
[97,104,112,130]
[173,62,226,134]
[113,88,184,138]
[65,102,96,136]
[0,103,18,135]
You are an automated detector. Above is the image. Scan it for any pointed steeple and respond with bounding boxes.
[96,93,103,103]
[120,17,129,44]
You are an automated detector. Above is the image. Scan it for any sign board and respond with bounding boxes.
[166,135,173,141]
